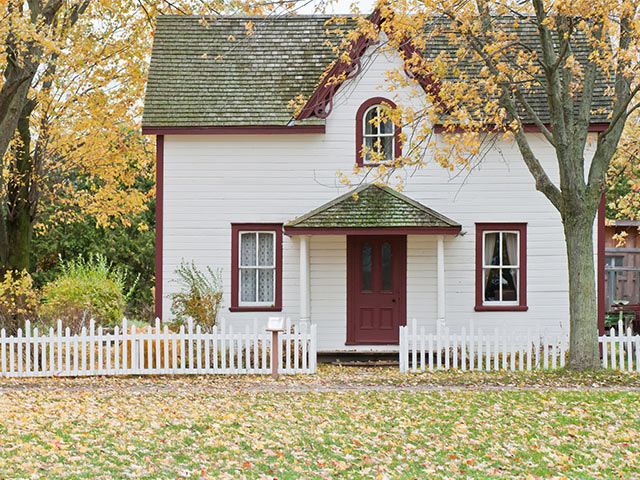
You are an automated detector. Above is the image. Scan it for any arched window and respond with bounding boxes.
[356,97,401,166]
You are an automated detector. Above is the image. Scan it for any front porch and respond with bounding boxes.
[284,184,461,352]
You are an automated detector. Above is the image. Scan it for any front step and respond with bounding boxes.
[318,352,399,367]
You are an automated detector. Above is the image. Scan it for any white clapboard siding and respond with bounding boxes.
[0,318,317,378]
[400,319,639,373]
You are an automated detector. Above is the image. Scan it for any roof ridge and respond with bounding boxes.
[377,186,460,227]
[286,184,371,227]
[285,183,461,229]
[156,14,355,19]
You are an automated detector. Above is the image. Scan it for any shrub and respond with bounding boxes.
[41,255,137,331]
[169,261,223,332]
[0,270,39,336]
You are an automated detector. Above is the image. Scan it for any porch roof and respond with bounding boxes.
[284,184,461,235]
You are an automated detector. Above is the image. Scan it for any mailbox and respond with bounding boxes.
[266,316,285,332]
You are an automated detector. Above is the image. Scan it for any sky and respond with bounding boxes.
[297,0,376,14]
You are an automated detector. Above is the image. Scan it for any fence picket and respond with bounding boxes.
[421,327,427,372]
[1,329,6,376]
[627,326,633,372]
[444,327,450,370]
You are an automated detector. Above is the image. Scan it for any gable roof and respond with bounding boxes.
[143,14,613,130]
[284,184,461,232]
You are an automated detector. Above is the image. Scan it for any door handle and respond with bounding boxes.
[392,298,397,303]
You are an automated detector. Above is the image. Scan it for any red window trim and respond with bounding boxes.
[475,223,528,312]
[356,97,402,167]
[230,223,283,313]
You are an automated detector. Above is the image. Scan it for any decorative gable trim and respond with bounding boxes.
[296,9,440,121]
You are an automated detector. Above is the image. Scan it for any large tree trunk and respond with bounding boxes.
[562,207,601,370]
[3,99,35,273]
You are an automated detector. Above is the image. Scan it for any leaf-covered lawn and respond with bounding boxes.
[1,370,640,479]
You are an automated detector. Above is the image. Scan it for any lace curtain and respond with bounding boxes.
[240,232,275,303]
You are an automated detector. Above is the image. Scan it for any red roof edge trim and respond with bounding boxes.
[296,9,383,121]
[141,125,325,135]
[432,122,610,134]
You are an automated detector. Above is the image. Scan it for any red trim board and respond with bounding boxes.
[230,223,283,313]
[475,223,528,312]
[598,196,605,335]
[284,226,461,236]
[154,135,164,320]
[433,123,610,134]
[142,125,325,135]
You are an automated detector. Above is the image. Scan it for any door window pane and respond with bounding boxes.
[362,242,372,291]
[381,242,392,291]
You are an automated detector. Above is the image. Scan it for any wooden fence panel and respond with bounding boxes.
[0,317,316,377]
[400,319,640,373]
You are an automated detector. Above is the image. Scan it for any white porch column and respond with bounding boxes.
[436,235,446,331]
[299,235,311,323]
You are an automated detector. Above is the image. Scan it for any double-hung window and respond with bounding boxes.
[475,223,527,311]
[231,224,282,312]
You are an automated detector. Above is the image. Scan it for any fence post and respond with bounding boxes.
[310,324,317,374]
[399,325,406,373]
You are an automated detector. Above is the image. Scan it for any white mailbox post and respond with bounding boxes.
[266,317,285,379]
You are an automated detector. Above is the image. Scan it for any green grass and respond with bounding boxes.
[1,380,639,478]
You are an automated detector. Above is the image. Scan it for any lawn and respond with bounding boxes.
[1,368,640,479]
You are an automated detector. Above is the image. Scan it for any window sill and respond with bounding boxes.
[474,305,528,312]
[357,160,398,168]
[229,306,282,313]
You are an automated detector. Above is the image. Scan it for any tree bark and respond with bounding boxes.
[3,99,35,273]
[562,207,601,370]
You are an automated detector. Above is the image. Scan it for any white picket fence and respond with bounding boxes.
[400,319,640,373]
[400,320,569,373]
[0,317,316,377]
[600,320,640,372]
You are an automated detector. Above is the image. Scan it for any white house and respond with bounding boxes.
[142,13,607,352]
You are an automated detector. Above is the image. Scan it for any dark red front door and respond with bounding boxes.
[347,235,406,345]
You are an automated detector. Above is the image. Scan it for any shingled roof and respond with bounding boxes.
[143,15,347,128]
[142,14,613,129]
[284,184,461,231]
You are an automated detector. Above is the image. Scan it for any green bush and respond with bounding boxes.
[41,255,137,331]
[169,261,223,332]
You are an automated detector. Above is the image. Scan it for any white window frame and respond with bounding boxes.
[362,104,395,163]
[482,230,520,306]
[238,230,276,307]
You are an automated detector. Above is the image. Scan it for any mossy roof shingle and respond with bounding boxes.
[143,15,613,128]
[284,184,461,229]
[143,15,346,128]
